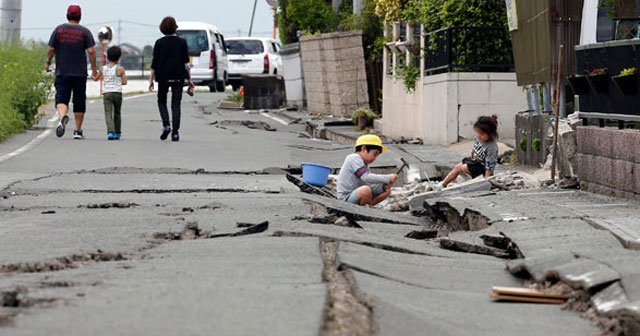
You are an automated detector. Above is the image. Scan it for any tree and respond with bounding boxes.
[279,0,339,44]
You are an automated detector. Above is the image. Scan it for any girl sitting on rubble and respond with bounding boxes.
[434,115,499,190]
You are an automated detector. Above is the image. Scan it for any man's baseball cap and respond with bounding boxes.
[67,4,81,16]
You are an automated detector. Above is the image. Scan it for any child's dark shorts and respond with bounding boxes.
[55,75,87,113]
[462,158,486,178]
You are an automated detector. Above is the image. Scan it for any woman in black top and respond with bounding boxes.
[149,16,194,142]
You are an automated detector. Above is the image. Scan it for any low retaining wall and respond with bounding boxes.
[576,126,640,199]
[381,72,527,145]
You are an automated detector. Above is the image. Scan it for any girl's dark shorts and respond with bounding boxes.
[55,75,87,113]
[462,158,486,178]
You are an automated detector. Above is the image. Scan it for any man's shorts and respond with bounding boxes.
[462,157,486,178]
[55,76,87,113]
[345,184,385,205]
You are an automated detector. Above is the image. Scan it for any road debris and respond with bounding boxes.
[490,286,568,304]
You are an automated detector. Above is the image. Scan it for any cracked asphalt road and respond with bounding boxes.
[0,92,600,335]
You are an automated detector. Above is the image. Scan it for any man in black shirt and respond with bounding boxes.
[45,5,99,140]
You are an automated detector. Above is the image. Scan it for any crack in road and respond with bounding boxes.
[3,188,282,197]
[272,231,446,257]
[0,251,128,275]
[319,239,375,336]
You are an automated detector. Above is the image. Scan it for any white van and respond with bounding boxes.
[176,22,229,92]
[226,37,283,91]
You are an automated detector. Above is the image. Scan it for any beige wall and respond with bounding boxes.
[300,31,370,117]
[382,72,527,145]
[381,76,425,139]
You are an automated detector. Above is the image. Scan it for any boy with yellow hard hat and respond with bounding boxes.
[337,134,398,206]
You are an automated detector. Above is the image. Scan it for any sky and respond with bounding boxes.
[20,0,277,48]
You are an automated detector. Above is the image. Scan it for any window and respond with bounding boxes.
[176,30,209,55]
[226,40,265,55]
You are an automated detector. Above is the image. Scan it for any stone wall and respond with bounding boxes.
[299,31,370,117]
[576,126,640,199]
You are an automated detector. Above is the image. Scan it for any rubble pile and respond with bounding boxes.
[489,172,542,190]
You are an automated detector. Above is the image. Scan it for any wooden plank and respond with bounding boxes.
[490,292,567,304]
[492,286,569,300]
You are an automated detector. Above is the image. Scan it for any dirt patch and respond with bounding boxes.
[319,239,375,336]
[0,251,128,275]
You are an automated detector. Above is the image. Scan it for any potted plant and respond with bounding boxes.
[352,108,379,130]
[567,73,590,95]
[612,67,638,95]
[586,68,609,93]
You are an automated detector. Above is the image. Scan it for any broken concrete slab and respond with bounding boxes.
[350,265,598,336]
[408,178,493,210]
[584,217,640,250]
[592,282,630,315]
[439,239,514,259]
[0,238,327,336]
[286,174,336,199]
[300,193,427,226]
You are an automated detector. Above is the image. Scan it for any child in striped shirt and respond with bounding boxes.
[101,46,128,140]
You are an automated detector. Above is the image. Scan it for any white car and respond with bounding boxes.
[226,37,283,91]
[176,22,229,92]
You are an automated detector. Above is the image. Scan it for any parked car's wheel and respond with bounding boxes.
[216,76,226,92]
[209,85,216,92]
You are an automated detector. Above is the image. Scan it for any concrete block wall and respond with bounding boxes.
[576,126,640,199]
[300,31,370,117]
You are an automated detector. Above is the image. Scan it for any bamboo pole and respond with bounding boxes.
[551,44,564,181]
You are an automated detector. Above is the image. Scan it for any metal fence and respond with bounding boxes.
[424,26,514,75]
[97,55,152,79]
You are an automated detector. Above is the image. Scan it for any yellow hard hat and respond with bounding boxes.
[355,134,387,153]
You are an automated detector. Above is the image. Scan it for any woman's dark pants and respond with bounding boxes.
[157,80,184,132]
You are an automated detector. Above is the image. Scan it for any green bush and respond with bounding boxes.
[0,41,53,139]
[400,0,510,71]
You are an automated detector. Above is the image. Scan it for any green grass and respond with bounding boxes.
[0,41,54,142]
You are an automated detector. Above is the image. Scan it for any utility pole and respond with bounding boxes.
[0,0,22,44]
[117,19,122,45]
[248,0,258,37]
